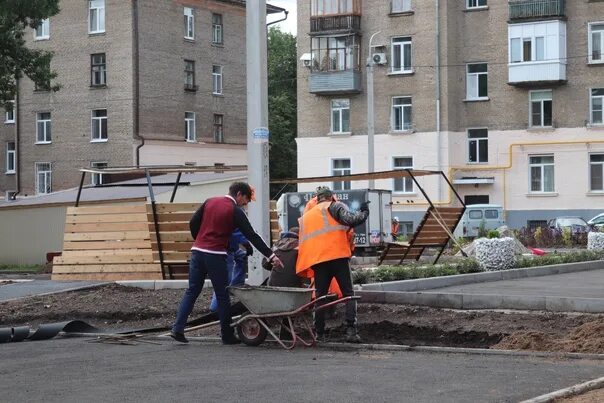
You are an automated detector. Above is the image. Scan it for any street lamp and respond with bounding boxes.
[366,31,381,189]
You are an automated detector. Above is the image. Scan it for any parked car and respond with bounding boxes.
[547,217,590,234]
[587,213,604,229]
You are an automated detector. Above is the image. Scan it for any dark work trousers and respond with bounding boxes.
[312,257,356,334]
[173,250,234,340]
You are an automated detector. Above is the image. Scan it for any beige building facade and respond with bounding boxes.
[296,0,604,231]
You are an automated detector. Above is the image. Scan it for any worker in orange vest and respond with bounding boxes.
[391,216,400,241]
[296,186,369,343]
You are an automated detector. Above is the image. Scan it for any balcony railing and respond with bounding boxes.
[309,69,362,95]
[509,0,565,20]
[310,14,361,33]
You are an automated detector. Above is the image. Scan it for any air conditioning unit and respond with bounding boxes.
[372,53,387,65]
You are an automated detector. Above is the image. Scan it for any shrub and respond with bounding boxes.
[514,250,604,268]
[487,230,499,239]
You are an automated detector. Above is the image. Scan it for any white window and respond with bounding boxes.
[184,60,195,89]
[466,63,488,100]
[212,14,223,44]
[590,154,604,192]
[591,88,604,125]
[91,109,107,141]
[91,53,106,86]
[35,162,52,194]
[91,161,107,186]
[36,112,51,143]
[510,36,545,63]
[529,155,554,193]
[185,112,196,142]
[331,99,350,134]
[89,0,105,34]
[468,128,488,163]
[34,18,49,40]
[391,96,412,131]
[212,65,223,95]
[391,37,412,73]
[589,23,604,63]
[391,0,412,13]
[530,90,552,127]
[184,7,194,40]
[5,101,15,123]
[332,158,351,191]
[213,114,224,143]
[467,0,486,8]
[393,157,413,193]
[6,142,15,174]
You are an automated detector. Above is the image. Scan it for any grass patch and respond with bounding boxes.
[0,264,45,273]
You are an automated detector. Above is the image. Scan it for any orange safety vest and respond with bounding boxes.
[296,201,352,278]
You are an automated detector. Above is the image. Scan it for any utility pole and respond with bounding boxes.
[367,31,381,189]
[246,1,270,285]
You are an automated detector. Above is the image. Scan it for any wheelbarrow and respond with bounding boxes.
[228,285,359,350]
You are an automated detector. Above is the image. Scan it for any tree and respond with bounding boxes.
[0,0,61,107]
[267,26,297,197]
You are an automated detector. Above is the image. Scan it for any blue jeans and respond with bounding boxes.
[173,250,234,339]
[210,248,247,311]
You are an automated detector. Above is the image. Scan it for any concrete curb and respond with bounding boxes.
[519,376,604,403]
[360,260,604,292]
[0,282,110,303]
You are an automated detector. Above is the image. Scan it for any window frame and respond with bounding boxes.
[91,53,107,87]
[184,59,196,90]
[391,0,412,14]
[588,22,604,64]
[528,154,555,193]
[330,99,350,134]
[34,18,50,40]
[391,37,412,74]
[392,156,414,194]
[90,161,107,186]
[213,114,224,143]
[331,158,351,191]
[591,88,604,125]
[467,128,488,164]
[91,109,108,142]
[510,36,545,63]
[185,111,196,142]
[212,65,223,95]
[184,7,195,40]
[391,96,412,132]
[310,35,360,72]
[589,153,604,192]
[466,0,487,9]
[529,90,553,128]
[35,162,52,195]
[5,101,15,123]
[212,13,223,44]
[466,63,488,100]
[36,112,52,144]
[88,0,106,34]
[6,142,15,174]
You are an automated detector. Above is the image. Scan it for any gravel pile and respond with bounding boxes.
[587,232,604,250]
[475,237,516,271]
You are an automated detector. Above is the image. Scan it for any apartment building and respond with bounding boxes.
[0,0,283,198]
[296,0,604,231]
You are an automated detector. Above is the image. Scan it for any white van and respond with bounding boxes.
[454,204,505,238]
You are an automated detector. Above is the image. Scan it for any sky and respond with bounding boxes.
[267,0,297,36]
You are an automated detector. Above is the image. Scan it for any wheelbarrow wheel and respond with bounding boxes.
[237,318,267,347]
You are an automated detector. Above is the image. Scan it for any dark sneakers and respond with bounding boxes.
[345,326,361,344]
[169,331,189,344]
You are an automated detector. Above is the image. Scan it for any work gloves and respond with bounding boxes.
[360,201,370,213]
[244,242,254,256]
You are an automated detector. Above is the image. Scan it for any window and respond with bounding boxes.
[5,101,15,123]
[391,37,412,73]
[212,65,223,95]
[91,109,107,141]
[6,142,15,174]
[466,63,488,100]
[391,96,412,131]
[331,99,350,133]
[36,112,51,143]
[530,90,552,127]
[485,209,499,219]
[468,210,483,219]
[212,14,223,44]
[391,0,412,13]
[89,0,105,34]
[91,53,106,86]
[185,112,196,142]
[510,36,545,63]
[398,221,414,237]
[311,0,355,16]
[589,23,604,63]
[35,162,52,194]
[467,0,486,8]
[393,157,413,193]
[311,35,359,72]
[332,159,351,190]
[34,18,49,40]
[529,155,554,193]
[468,128,488,163]
[213,114,224,143]
[184,7,194,40]
[591,88,604,125]
[590,154,604,192]
[184,60,196,90]
[91,162,107,186]
[34,60,51,91]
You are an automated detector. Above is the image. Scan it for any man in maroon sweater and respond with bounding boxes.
[171,182,282,344]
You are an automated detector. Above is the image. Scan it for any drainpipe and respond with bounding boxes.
[435,0,442,200]
[132,0,143,167]
[266,10,288,27]
[14,80,21,199]
[367,31,381,190]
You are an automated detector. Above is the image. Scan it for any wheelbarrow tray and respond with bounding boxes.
[228,285,314,315]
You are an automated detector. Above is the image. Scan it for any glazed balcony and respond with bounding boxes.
[310,14,361,34]
[509,0,565,21]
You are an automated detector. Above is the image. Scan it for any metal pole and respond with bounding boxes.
[75,171,86,207]
[367,31,380,190]
[247,1,270,285]
[169,172,182,203]
[435,0,442,200]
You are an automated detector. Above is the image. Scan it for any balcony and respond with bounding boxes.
[310,14,361,34]
[509,0,565,21]
[309,69,361,95]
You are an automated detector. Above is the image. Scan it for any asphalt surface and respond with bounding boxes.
[1,338,602,402]
[0,280,106,302]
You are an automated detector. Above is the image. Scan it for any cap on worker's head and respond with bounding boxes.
[250,186,256,201]
[393,217,399,223]
[315,186,333,200]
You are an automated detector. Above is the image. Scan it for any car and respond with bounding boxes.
[547,216,590,234]
[587,213,604,228]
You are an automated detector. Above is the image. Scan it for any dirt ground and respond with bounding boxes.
[1,283,603,355]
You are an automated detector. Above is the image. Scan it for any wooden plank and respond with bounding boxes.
[152,251,190,262]
[61,249,153,257]
[151,242,192,252]
[52,272,162,281]
[146,212,192,222]
[66,204,147,215]
[432,207,464,213]
[65,213,148,224]
[65,222,149,232]
[63,240,151,250]
[52,263,161,274]
[149,203,198,213]
[150,232,193,242]
[55,254,154,264]
[64,231,150,241]
[270,221,280,230]
[149,223,190,232]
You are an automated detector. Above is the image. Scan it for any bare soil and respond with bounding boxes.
[1,283,603,354]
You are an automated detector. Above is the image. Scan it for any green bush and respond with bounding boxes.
[0,264,44,273]
[487,230,499,239]
[515,250,604,268]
